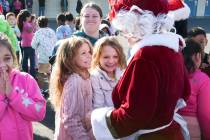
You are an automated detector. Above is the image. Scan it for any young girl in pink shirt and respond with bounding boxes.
[17,10,36,78]
[0,33,46,140]
[50,36,94,140]
[181,39,210,140]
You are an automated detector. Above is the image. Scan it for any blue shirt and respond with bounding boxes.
[56,25,72,40]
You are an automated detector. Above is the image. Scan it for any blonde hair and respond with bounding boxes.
[49,36,92,110]
[91,36,126,70]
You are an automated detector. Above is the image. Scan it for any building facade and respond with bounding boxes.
[32,0,110,18]
[185,0,210,16]
[31,0,209,18]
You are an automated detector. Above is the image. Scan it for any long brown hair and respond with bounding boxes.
[49,36,92,110]
[91,36,126,70]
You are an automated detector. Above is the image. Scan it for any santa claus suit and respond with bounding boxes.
[91,33,191,140]
[91,0,191,140]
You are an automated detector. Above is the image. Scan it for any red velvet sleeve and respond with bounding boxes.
[110,58,159,138]
[182,68,191,101]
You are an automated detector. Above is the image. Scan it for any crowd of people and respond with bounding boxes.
[0,0,83,16]
[0,0,46,16]
[0,0,210,140]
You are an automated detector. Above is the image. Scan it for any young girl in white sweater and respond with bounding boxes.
[91,36,126,108]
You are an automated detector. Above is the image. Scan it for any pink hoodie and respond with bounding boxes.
[0,70,46,140]
[180,70,210,140]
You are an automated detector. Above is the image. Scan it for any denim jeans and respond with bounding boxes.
[27,7,32,13]
[61,0,68,12]
[22,47,36,78]
[39,6,45,16]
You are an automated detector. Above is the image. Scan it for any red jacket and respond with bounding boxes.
[110,46,191,140]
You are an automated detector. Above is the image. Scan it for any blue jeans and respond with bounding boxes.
[22,47,36,78]
[27,7,32,13]
[39,6,45,16]
[63,0,67,11]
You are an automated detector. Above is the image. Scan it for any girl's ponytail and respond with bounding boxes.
[17,9,31,32]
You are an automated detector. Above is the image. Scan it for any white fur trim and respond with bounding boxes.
[112,6,174,39]
[168,2,190,21]
[127,32,184,64]
[91,107,116,140]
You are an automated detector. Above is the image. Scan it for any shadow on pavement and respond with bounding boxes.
[41,100,55,130]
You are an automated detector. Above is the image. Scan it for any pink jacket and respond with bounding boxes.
[180,70,210,140]
[54,73,93,140]
[0,70,46,140]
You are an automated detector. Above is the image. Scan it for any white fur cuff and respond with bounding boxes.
[91,107,116,140]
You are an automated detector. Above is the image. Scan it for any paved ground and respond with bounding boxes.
[33,101,55,140]
[33,17,210,140]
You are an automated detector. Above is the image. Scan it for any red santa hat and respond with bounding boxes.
[168,0,190,21]
[108,0,169,20]
[108,0,177,39]
[108,0,190,21]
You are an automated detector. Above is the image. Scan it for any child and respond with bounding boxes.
[17,9,36,78]
[65,12,75,35]
[180,39,210,140]
[13,0,23,16]
[91,36,126,108]
[0,13,18,54]
[188,27,209,67]
[2,0,10,15]
[49,36,94,140]
[0,32,46,140]
[30,14,39,71]
[56,13,72,41]
[6,12,21,65]
[32,16,56,97]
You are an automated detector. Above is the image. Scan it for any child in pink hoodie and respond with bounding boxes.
[181,39,210,140]
[0,33,46,140]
